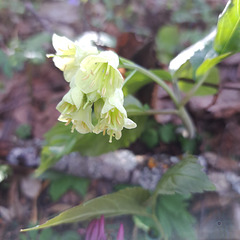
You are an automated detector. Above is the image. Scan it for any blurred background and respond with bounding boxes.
[2,0,240,239]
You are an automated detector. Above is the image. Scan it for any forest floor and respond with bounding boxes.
[1,0,240,239]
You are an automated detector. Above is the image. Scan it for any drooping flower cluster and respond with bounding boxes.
[49,34,136,142]
[85,215,124,240]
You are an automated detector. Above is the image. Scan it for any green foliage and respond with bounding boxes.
[15,124,32,139]
[0,165,11,183]
[155,25,179,64]
[9,32,51,70]
[20,228,81,240]
[214,0,240,54]
[170,30,217,77]
[155,155,215,196]
[21,187,151,231]
[178,66,220,96]
[0,32,51,78]
[140,120,199,152]
[45,172,90,201]
[36,98,147,176]
[155,194,196,240]
[23,156,215,238]
[178,135,199,154]
[123,70,172,96]
[141,128,159,149]
[135,195,196,240]
[0,0,25,14]
[169,0,240,98]
[140,119,159,149]
[0,50,13,78]
[171,0,220,26]
[158,123,176,144]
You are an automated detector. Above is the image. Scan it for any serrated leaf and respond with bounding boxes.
[154,155,215,195]
[214,0,240,54]
[21,187,151,231]
[156,194,197,240]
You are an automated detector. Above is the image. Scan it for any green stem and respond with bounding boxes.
[178,106,195,138]
[180,75,207,106]
[123,69,137,87]
[120,58,179,107]
[120,57,195,138]
[152,215,168,240]
[127,109,179,117]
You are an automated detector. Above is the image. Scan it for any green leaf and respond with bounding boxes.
[155,25,179,64]
[154,155,215,195]
[0,165,11,183]
[133,215,158,238]
[178,67,220,96]
[196,52,231,77]
[169,30,216,75]
[124,94,146,114]
[123,69,172,96]
[49,174,89,201]
[35,133,77,176]
[22,32,51,64]
[36,100,147,176]
[39,229,53,240]
[156,194,197,240]
[158,123,176,144]
[214,0,240,54]
[0,50,13,78]
[171,0,240,79]
[21,187,151,231]
[141,128,159,149]
[60,231,80,240]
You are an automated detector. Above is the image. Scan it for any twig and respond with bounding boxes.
[24,2,52,33]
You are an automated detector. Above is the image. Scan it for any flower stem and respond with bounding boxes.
[120,58,179,107]
[180,74,207,106]
[127,109,179,117]
[178,106,195,138]
[152,215,168,240]
[120,57,196,138]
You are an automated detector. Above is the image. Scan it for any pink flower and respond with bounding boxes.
[85,216,107,240]
[117,224,124,240]
[85,215,124,240]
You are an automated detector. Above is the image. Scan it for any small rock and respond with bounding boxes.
[137,167,162,190]
[20,177,41,199]
[7,147,39,167]
[225,172,240,194]
[208,172,230,194]
[204,152,239,171]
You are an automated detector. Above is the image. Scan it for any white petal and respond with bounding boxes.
[52,34,74,53]
[70,87,84,109]
[124,118,137,129]
[98,51,119,69]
